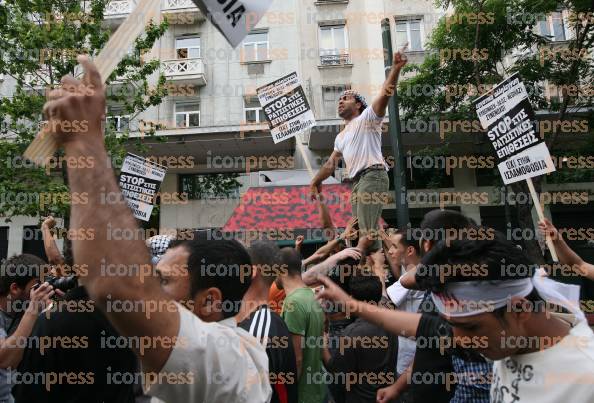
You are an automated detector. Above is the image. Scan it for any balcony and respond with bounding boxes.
[104,0,137,18]
[162,0,205,23]
[161,58,207,86]
[319,53,352,67]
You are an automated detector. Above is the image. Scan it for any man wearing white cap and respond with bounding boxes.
[310,48,408,251]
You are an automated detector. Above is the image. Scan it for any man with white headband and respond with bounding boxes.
[416,232,594,403]
[317,209,493,403]
[310,48,409,252]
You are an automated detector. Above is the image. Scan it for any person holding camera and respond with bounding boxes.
[0,254,55,402]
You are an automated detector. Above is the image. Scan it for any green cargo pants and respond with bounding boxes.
[350,169,389,249]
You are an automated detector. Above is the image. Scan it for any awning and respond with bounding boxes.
[222,184,353,240]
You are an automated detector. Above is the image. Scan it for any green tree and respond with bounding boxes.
[0,1,171,261]
[398,0,594,262]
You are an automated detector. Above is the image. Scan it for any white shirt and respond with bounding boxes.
[333,106,387,178]
[146,305,272,403]
[491,317,594,403]
[386,273,426,375]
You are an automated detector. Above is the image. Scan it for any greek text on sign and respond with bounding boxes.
[498,143,555,185]
[119,154,167,221]
[475,75,528,128]
[191,0,273,48]
[258,72,316,144]
[473,74,555,184]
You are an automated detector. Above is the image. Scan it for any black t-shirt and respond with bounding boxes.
[238,304,298,403]
[409,292,456,403]
[12,287,137,403]
[326,317,398,403]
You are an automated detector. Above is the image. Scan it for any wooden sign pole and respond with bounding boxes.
[526,177,559,262]
[23,0,161,166]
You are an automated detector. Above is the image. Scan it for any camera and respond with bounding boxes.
[34,275,78,293]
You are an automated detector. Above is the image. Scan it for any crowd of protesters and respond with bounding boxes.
[0,56,593,403]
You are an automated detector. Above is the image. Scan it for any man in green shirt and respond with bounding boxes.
[277,248,326,403]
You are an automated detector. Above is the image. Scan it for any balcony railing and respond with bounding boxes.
[320,53,351,66]
[162,0,205,22]
[162,58,207,86]
[104,0,137,17]
[163,0,197,10]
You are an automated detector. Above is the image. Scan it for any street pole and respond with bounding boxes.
[381,18,410,228]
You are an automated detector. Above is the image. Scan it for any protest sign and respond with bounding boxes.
[191,0,273,47]
[118,154,167,221]
[474,73,555,185]
[257,72,316,144]
[474,73,558,261]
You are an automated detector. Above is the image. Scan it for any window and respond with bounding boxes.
[244,96,265,123]
[538,12,568,41]
[106,106,130,132]
[322,85,349,118]
[395,18,423,51]
[242,32,269,62]
[176,36,201,59]
[175,102,200,128]
[22,226,47,262]
[179,173,241,200]
[319,25,349,65]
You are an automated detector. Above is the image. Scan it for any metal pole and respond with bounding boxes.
[381,19,409,228]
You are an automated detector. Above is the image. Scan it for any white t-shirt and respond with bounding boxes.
[386,274,426,375]
[491,318,594,403]
[146,305,272,403]
[333,106,387,178]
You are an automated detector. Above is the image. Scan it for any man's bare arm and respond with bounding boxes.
[539,219,594,280]
[317,276,420,338]
[309,151,342,199]
[317,199,336,240]
[302,248,361,286]
[43,56,178,374]
[41,217,65,266]
[0,284,54,368]
[372,46,408,118]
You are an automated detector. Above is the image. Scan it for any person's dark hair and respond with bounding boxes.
[416,230,538,291]
[356,101,365,115]
[280,247,302,277]
[248,240,283,286]
[0,254,44,296]
[420,209,476,231]
[349,272,382,304]
[328,257,359,294]
[391,228,420,255]
[169,233,252,319]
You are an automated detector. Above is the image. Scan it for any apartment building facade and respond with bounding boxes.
[0,0,592,263]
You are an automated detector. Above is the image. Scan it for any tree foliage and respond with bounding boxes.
[397,0,594,262]
[0,0,171,220]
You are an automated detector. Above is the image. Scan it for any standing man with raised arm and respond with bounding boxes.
[40,56,271,403]
[309,48,408,252]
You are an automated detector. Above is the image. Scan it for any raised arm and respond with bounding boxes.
[42,56,178,374]
[316,275,420,339]
[372,46,408,118]
[310,150,342,201]
[539,219,594,280]
[317,197,336,240]
[40,216,65,267]
[302,248,361,286]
